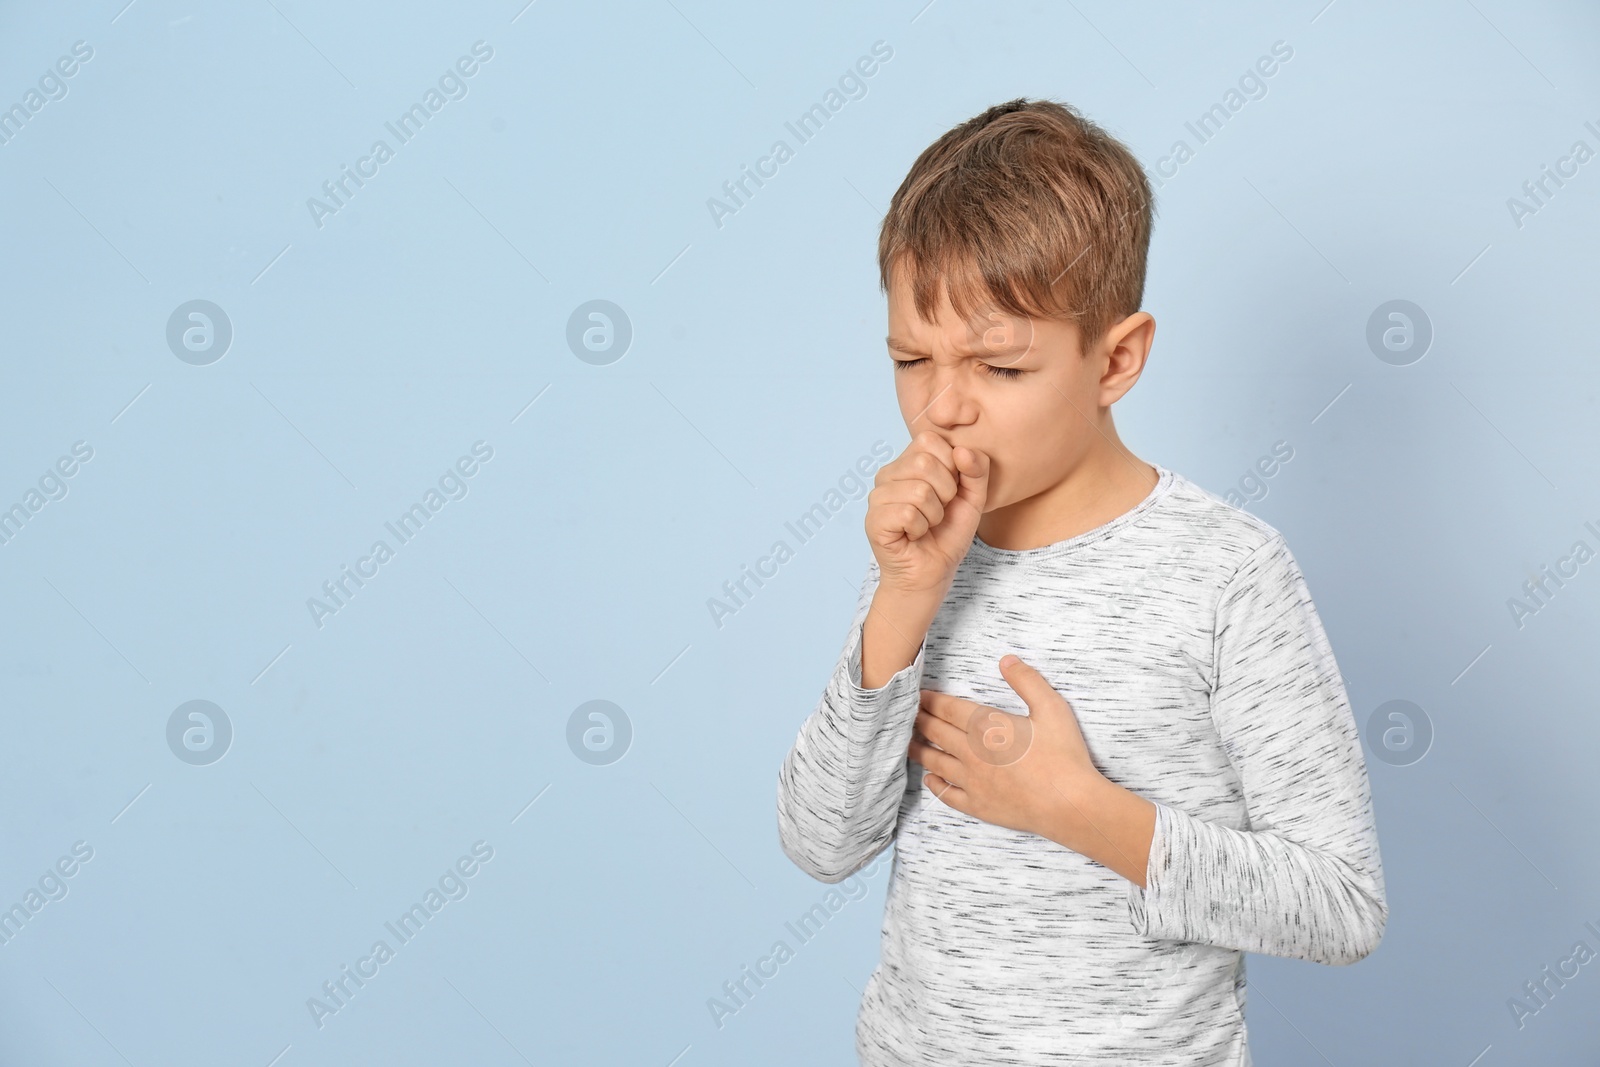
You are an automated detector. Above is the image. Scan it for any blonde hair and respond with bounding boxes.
[878,98,1155,353]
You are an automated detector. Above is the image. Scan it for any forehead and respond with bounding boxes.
[885,279,1035,357]
[884,331,1031,358]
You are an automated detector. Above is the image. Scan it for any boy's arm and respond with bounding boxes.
[1126,533,1389,966]
[776,561,931,884]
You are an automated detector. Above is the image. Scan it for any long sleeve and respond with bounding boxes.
[1126,533,1388,966]
[776,560,927,884]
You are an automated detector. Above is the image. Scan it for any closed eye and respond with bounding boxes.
[891,357,1023,379]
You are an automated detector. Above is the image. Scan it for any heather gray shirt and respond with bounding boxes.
[775,464,1386,1066]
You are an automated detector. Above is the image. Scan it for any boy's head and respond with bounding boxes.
[878,98,1157,511]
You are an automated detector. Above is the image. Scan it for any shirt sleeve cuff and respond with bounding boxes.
[840,614,925,699]
[1127,799,1177,937]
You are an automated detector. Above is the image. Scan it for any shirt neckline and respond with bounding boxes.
[966,463,1175,564]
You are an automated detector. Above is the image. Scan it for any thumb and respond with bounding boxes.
[951,446,991,512]
[998,654,1065,716]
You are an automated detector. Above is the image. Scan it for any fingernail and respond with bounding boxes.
[1000,654,1019,668]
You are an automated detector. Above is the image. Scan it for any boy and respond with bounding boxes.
[775,99,1386,1066]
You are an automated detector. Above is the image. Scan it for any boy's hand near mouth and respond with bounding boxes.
[859,431,989,689]
[866,429,991,597]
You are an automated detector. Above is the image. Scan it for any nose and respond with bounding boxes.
[914,363,977,432]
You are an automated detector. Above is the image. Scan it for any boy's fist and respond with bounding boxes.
[866,431,991,596]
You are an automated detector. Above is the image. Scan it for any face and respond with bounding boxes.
[884,262,1149,511]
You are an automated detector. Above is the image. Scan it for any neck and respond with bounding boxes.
[976,430,1157,552]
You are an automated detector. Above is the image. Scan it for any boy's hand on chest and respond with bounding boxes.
[907,654,1157,885]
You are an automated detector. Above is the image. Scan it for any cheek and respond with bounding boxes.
[982,411,1057,492]
[893,380,919,420]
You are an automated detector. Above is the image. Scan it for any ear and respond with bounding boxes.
[1099,311,1155,404]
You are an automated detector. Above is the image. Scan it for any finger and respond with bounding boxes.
[907,430,957,475]
[908,720,948,753]
[997,654,1064,715]
[919,688,975,729]
[914,709,966,752]
[876,431,955,489]
[869,480,947,534]
[921,772,969,810]
[867,499,931,546]
[907,725,943,756]
[907,739,963,784]
[950,445,992,512]
[900,449,959,505]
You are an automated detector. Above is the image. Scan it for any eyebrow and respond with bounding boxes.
[885,336,1028,358]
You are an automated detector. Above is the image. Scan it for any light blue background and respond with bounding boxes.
[2,0,1598,1064]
